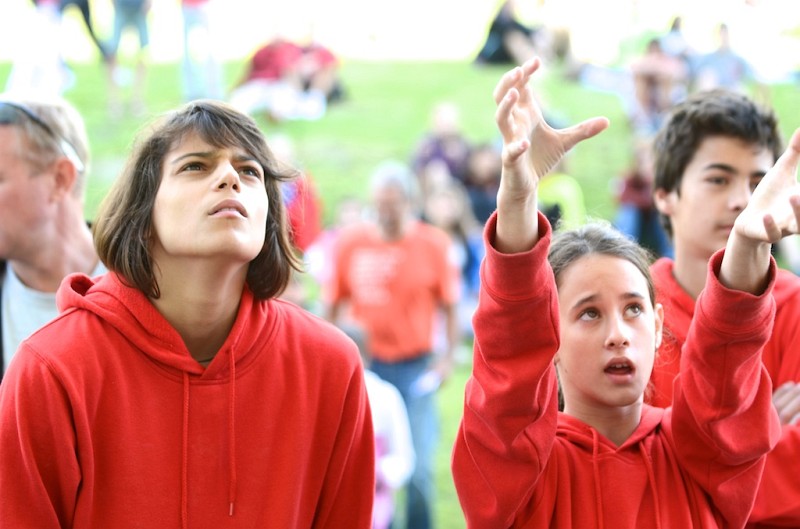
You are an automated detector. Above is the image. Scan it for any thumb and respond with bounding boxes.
[560,117,610,152]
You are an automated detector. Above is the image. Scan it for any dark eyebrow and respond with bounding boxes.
[170,150,260,166]
[170,151,215,166]
[702,162,736,173]
[570,291,645,312]
[703,163,767,179]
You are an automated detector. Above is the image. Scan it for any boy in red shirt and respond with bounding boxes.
[649,89,800,527]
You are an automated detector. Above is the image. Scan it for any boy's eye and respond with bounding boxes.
[707,176,727,185]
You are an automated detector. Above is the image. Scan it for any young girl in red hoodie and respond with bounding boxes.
[0,100,374,528]
[451,57,800,528]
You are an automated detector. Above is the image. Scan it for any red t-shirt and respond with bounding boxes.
[329,221,459,361]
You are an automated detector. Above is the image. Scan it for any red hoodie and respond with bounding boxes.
[451,213,781,529]
[650,257,800,528]
[0,272,375,528]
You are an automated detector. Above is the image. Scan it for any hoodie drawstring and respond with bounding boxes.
[228,348,237,516]
[181,372,190,529]
[591,429,605,529]
[180,353,237,525]
[641,445,663,529]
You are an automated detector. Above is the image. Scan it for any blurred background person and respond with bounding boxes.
[474,0,537,65]
[229,37,343,122]
[180,0,223,101]
[0,96,103,380]
[326,160,462,529]
[341,323,415,529]
[106,0,152,117]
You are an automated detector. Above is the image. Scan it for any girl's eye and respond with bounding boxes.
[625,304,643,317]
[182,161,204,172]
[579,309,599,321]
[240,166,263,179]
[707,176,727,186]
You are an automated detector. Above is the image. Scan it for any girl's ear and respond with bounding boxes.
[653,302,664,350]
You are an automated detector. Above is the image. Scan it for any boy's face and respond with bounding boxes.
[654,135,774,261]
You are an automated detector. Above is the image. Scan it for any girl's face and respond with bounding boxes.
[554,253,663,413]
[150,133,268,267]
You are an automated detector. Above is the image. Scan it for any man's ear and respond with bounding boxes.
[50,156,78,201]
[653,187,675,216]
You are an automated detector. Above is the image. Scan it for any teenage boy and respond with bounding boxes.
[649,88,800,528]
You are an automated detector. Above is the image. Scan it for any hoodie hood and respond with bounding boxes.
[557,406,666,529]
[56,272,270,379]
[56,271,272,525]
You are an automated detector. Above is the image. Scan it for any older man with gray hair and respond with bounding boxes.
[325,159,462,529]
[0,96,105,380]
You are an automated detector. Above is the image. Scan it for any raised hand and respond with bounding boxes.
[734,128,800,244]
[721,128,800,294]
[493,57,608,253]
[494,58,608,196]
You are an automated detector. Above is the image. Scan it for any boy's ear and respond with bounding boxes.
[653,187,675,216]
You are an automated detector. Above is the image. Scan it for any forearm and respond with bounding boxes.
[495,181,540,254]
[720,233,772,295]
[671,250,781,525]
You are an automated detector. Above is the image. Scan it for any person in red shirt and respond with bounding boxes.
[0,100,374,528]
[649,89,800,527]
[326,160,461,529]
[229,39,343,122]
[451,57,797,528]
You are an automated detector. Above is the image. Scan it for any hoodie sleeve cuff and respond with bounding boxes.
[480,211,553,300]
[698,248,777,334]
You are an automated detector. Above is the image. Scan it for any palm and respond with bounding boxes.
[494,59,608,190]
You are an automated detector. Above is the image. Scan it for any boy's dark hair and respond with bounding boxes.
[93,99,302,300]
[653,89,782,237]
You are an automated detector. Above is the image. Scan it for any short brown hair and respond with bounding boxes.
[93,99,302,299]
[549,221,656,306]
[653,89,782,238]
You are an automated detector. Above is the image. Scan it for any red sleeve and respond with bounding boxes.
[0,347,81,528]
[749,425,800,525]
[451,212,560,529]
[748,273,800,525]
[670,249,782,529]
[314,361,376,529]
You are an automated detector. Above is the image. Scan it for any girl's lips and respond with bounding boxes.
[210,199,247,217]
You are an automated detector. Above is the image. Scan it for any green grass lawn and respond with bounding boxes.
[3,57,799,529]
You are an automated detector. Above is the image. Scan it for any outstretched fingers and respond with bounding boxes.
[495,88,530,162]
[492,57,541,106]
[774,128,800,178]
